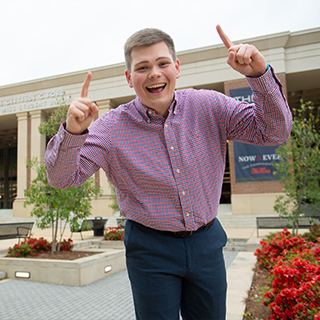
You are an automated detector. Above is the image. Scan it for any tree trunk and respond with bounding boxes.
[51,215,59,254]
[292,221,299,237]
[51,221,56,254]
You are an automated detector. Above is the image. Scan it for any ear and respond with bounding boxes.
[125,70,133,88]
[175,59,181,79]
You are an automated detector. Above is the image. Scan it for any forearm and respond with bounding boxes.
[248,66,292,144]
[227,66,292,145]
[45,122,96,189]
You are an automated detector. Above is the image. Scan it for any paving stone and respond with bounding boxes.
[0,252,238,320]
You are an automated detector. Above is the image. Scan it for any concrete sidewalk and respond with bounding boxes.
[0,226,265,320]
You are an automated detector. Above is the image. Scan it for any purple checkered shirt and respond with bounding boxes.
[45,67,292,232]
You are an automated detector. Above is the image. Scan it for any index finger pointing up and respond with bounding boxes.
[81,72,92,98]
[216,25,234,49]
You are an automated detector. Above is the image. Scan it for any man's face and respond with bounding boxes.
[125,41,180,117]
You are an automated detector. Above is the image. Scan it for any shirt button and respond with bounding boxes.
[147,119,150,123]
[165,124,168,128]
[186,213,190,217]
[148,110,152,115]
[170,146,174,150]
[60,134,63,138]
[182,191,185,195]
[173,111,176,115]
[176,169,180,173]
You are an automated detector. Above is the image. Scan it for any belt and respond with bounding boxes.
[162,218,215,238]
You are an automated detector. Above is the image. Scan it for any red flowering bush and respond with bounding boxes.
[302,224,320,244]
[254,229,316,270]
[103,226,124,241]
[264,256,320,319]
[58,238,74,251]
[6,237,73,258]
[254,229,320,319]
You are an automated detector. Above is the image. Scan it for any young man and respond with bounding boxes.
[45,26,292,319]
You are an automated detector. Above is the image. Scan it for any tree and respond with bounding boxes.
[273,101,320,235]
[24,99,102,253]
[38,102,70,138]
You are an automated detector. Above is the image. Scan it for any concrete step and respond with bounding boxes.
[218,215,256,228]
[224,237,261,252]
[73,241,94,249]
[0,210,14,222]
[224,238,248,252]
[74,244,100,251]
[219,214,274,228]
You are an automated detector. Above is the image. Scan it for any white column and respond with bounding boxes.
[13,112,30,217]
[15,112,29,199]
[29,110,46,180]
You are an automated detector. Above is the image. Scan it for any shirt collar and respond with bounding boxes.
[134,94,178,122]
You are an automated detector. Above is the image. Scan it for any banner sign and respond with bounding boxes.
[233,141,281,182]
[230,87,281,183]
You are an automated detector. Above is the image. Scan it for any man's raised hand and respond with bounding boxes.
[216,25,268,77]
[66,72,99,135]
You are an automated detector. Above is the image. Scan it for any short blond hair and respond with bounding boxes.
[124,28,177,72]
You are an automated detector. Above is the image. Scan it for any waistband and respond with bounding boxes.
[160,218,215,238]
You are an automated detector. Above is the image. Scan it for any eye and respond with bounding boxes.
[135,66,147,72]
[159,61,169,67]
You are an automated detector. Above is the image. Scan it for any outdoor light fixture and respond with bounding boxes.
[104,265,112,273]
[15,271,30,279]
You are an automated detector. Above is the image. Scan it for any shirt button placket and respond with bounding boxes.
[165,118,190,225]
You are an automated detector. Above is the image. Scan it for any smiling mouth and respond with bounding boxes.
[146,83,166,93]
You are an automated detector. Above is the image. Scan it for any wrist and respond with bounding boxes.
[262,64,270,75]
[248,64,269,78]
[64,121,83,135]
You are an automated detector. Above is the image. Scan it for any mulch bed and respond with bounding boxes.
[243,264,271,320]
[30,251,102,260]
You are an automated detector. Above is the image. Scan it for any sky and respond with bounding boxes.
[1,0,319,87]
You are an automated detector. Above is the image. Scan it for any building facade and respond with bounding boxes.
[0,27,319,219]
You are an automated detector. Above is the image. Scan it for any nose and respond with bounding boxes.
[148,66,162,79]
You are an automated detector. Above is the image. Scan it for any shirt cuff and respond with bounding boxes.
[58,121,89,148]
[246,65,283,93]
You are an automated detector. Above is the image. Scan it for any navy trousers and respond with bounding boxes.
[124,218,228,320]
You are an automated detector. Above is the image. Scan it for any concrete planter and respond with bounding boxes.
[100,240,125,249]
[0,242,126,287]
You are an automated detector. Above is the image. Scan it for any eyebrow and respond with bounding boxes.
[134,56,171,67]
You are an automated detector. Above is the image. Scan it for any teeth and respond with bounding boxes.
[147,84,165,89]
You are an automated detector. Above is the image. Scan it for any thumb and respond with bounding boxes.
[227,51,237,69]
[90,102,99,118]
